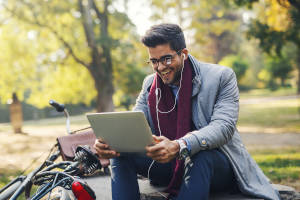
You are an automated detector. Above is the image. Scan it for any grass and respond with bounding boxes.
[240,87,297,98]
[238,93,300,133]
[249,147,300,190]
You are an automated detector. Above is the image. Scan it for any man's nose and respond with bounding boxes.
[157,61,167,72]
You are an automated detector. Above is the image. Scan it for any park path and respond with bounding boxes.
[240,132,300,150]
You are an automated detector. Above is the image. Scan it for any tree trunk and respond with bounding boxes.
[297,52,300,94]
[78,0,115,112]
[89,65,114,112]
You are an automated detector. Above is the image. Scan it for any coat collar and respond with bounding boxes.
[188,54,202,97]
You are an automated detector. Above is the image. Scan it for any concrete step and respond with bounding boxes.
[83,175,299,200]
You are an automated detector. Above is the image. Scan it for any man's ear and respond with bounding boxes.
[181,48,188,60]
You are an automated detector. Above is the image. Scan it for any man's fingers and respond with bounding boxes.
[98,149,120,159]
[152,135,167,142]
[94,138,120,159]
[146,149,168,159]
[146,142,165,152]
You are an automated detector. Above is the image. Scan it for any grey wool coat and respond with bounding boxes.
[133,54,280,200]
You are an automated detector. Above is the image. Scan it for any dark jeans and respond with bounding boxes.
[111,149,235,200]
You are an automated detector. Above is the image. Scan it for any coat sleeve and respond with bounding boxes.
[132,74,155,132]
[184,67,240,155]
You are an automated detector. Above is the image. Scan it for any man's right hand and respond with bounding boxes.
[94,138,120,159]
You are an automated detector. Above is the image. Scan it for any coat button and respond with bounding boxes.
[201,139,207,145]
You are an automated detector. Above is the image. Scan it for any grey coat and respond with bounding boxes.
[133,54,280,200]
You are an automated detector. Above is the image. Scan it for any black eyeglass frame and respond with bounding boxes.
[147,50,182,67]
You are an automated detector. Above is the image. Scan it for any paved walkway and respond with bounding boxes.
[240,132,300,149]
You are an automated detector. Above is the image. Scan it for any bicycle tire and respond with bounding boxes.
[0,180,22,200]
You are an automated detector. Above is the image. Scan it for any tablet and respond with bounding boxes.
[86,111,154,153]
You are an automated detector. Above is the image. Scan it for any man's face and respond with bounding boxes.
[148,44,185,86]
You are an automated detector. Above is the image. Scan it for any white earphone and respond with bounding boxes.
[148,52,186,199]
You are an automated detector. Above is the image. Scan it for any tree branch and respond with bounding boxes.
[91,0,105,21]
[3,3,89,69]
[78,0,97,50]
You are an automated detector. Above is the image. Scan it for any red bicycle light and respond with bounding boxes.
[71,181,96,200]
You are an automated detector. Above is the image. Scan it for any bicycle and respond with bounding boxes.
[0,100,103,200]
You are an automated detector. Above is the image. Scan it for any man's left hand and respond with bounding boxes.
[146,135,179,163]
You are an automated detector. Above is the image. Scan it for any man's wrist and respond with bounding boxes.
[172,140,180,155]
[182,138,191,153]
[175,139,190,160]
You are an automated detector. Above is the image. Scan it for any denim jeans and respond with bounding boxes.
[110,149,235,200]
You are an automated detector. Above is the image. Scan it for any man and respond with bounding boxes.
[94,23,280,200]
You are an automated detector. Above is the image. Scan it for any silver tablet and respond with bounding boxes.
[86,111,154,153]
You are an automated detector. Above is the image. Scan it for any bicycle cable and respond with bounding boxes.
[19,144,58,176]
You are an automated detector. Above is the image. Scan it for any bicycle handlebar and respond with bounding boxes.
[49,100,71,134]
[49,100,65,112]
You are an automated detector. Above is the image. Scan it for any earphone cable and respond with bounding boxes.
[147,54,186,199]
[156,57,185,114]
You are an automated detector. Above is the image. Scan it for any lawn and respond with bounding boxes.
[249,147,300,190]
[238,88,300,133]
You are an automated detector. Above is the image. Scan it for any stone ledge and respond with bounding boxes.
[83,175,300,200]
[139,179,299,200]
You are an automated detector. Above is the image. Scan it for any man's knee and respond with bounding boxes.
[191,149,217,167]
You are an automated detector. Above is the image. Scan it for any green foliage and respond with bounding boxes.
[150,0,243,63]
[0,0,145,110]
[234,0,300,93]
[232,0,259,8]
[265,55,293,86]
[219,55,248,82]
[247,21,286,55]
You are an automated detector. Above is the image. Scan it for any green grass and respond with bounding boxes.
[0,170,28,200]
[249,148,300,190]
[238,97,300,133]
[0,170,44,200]
[240,87,297,98]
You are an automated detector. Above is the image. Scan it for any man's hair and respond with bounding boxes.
[141,23,186,52]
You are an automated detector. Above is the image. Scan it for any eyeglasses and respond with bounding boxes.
[147,50,182,67]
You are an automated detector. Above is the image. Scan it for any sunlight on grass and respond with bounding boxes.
[249,148,300,189]
[240,87,297,98]
[238,97,300,133]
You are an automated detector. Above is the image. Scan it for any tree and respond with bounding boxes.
[266,55,293,87]
[219,55,249,83]
[234,0,300,93]
[0,0,144,111]
[149,0,243,63]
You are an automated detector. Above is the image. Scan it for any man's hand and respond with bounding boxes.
[94,138,120,159]
[146,135,179,163]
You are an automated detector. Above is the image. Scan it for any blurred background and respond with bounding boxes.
[0,0,299,193]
